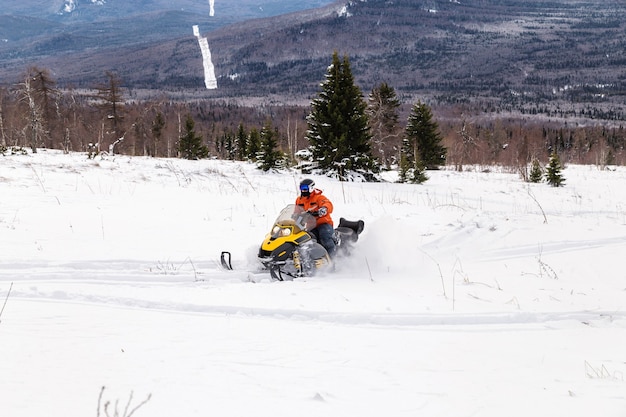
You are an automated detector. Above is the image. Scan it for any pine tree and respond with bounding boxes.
[235,123,247,161]
[413,159,429,184]
[257,121,285,171]
[546,152,565,187]
[247,127,261,161]
[222,130,235,160]
[398,137,429,184]
[367,82,401,169]
[306,51,377,179]
[178,114,208,160]
[151,112,165,157]
[398,146,410,183]
[529,158,543,183]
[404,101,447,170]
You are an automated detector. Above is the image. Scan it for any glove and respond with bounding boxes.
[317,206,328,217]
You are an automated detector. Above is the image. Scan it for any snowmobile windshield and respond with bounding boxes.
[273,204,317,232]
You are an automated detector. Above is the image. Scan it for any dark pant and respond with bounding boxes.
[314,223,336,257]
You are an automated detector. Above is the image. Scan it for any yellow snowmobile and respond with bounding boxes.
[222,204,364,280]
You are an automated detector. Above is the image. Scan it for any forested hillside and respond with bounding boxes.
[2,1,626,169]
[3,0,625,113]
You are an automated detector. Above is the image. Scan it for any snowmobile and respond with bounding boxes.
[221,204,364,281]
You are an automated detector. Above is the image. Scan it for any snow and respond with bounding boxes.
[1,149,625,417]
[208,0,215,16]
[61,0,105,13]
[62,0,76,14]
[338,5,352,18]
[192,25,218,89]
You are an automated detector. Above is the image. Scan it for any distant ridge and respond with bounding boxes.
[1,0,625,114]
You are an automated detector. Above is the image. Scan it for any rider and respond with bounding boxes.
[295,178,336,257]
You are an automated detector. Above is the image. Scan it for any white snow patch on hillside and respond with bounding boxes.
[61,0,105,14]
[192,25,217,89]
[338,5,352,17]
[62,0,76,13]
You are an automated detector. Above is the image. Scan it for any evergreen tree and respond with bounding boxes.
[306,51,377,178]
[529,158,543,183]
[398,137,429,184]
[257,121,284,171]
[247,127,261,161]
[413,160,429,184]
[404,101,447,170]
[178,114,208,160]
[222,130,236,160]
[367,82,401,169]
[545,152,565,187]
[235,123,247,161]
[151,112,165,157]
[398,145,410,183]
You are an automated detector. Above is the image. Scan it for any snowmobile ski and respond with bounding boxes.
[220,251,233,270]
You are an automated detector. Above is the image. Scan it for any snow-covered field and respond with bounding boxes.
[1,150,624,417]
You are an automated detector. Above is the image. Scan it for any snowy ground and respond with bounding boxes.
[0,150,624,416]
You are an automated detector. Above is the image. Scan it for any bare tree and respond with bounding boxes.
[455,119,478,171]
[27,66,60,148]
[17,75,45,153]
[59,88,81,153]
[0,88,7,148]
[367,82,401,169]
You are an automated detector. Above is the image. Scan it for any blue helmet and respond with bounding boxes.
[299,178,315,197]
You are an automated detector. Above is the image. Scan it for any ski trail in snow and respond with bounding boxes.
[477,235,626,262]
[192,25,217,89]
[208,0,215,16]
[8,283,623,328]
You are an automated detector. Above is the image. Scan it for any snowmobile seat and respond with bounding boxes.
[336,218,365,242]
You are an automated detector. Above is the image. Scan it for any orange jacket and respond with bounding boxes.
[295,189,334,227]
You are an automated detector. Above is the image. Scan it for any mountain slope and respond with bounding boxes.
[0,0,336,83]
[2,0,336,22]
[1,0,626,112]
[202,0,626,106]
